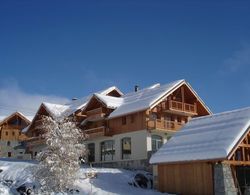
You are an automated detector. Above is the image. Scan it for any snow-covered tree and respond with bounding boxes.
[34,115,87,193]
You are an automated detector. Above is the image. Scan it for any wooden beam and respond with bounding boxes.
[223,160,250,166]
[239,143,250,148]
[181,86,184,103]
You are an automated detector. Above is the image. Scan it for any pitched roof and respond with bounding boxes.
[63,86,123,116]
[93,93,123,109]
[150,107,250,164]
[0,112,32,126]
[108,79,211,119]
[0,116,6,122]
[42,102,69,118]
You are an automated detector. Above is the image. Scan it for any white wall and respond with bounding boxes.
[86,130,149,163]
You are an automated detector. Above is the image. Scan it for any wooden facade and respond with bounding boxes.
[158,162,214,195]
[155,125,250,195]
[0,112,30,142]
[82,83,210,139]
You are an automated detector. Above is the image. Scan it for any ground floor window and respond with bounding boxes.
[100,140,115,161]
[8,152,11,157]
[88,143,95,162]
[121,137,131,159]
[152,135,163,153]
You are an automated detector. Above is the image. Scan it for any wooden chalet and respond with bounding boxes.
[24,86,123,158]
[150,107,250,195]
[78,80,211,169]
[24,80,211,170]
[0,112,32,158]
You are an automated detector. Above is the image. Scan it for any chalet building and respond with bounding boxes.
[0,112,32,159]
[80,79,211,170]
[150,107,250,195]
[24,80,211,170]
[25,86,123,159]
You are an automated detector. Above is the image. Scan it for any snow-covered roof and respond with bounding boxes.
[0,112,33,125]
[94,93,123,109]
[0,116,6,122]
[42,102,69,118]
[109,80,185,119]
[21,125,30,133]
[150,107,250,164]
[63,86,123,116]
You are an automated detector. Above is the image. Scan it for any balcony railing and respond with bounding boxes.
[86,107,105,121]
[25,136,45,146]
[147,119,183,131]
[84,126,106,139]
[2,125,21,130]
[169,100,197,114]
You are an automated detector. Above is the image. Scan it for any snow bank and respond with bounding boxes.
[0,159,163,195]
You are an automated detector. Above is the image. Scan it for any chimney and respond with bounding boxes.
[134,85,139,92]
[72,97,78,101]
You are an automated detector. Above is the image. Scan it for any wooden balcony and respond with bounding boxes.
[84,126,106,139]
[86,107,105,121]
[168,100,197,115]
[25,136,45,147]
[147,119,183,131]
[2,125,21,130]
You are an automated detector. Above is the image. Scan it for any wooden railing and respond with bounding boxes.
[86,107,105,121]
[25,136,45,146]
[169,100,197,114]
[147,119,183,131]
[84,126,105,139]
[2,125,21,130]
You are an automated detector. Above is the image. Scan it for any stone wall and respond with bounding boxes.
[214,163,238,195]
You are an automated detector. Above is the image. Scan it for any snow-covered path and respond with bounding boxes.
[0,159,164,195]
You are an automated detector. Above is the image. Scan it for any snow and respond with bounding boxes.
[21,125,30,133]
[0,159,163,195]
[150,106,250,164]
[0,116,6,122]
[94,93,124,109]
[42,102,70,118]
[63,86,123,116]
[109,80,185,119]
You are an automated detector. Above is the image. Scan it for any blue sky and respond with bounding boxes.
[0,0,250,116]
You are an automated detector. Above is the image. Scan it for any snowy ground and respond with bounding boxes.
[0,159,164,195]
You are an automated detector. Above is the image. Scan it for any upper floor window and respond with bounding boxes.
[12,131,15,136]
[100,140,115,161]
[122,117,126,125]
[121,137,131,160]
[7,141,11,146]
[152,135,163,153]
[5,131,8,136]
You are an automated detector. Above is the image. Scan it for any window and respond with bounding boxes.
[8,152,11,157]
[149,113,157,120]
[5,131,8,136]
[100,140,115,161]
[152,135,163,153]
[122,117,126,125]
[12,131,15,136]
[88,143,95,162]
[7,141,10,146]
[121,137,131,159]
